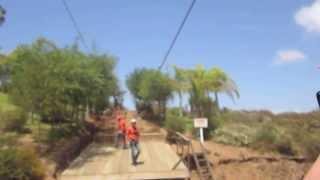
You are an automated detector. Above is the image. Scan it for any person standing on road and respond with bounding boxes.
[115,115,127,149]
[127,118,140,165]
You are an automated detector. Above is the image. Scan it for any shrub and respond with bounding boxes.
[0,133,18,148]
[251,124,279,150]
[292,129,320,160]
[208,113,223,132]
[47,124,78,143]
[274,136,296,156]
[203,107,223,138]
[255,125,278,143]
[165,108,192,133]
[0,108,27,132]
[0,147,46,180]
[303,137,320,160]
[213,124,255,146]
[251,124,297,156]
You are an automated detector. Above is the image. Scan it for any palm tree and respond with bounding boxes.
[173,65,239,115]
[207,67,240,110]
[172,65,190,116]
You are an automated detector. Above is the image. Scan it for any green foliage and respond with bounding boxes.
[126,68,174,119]
[0,108,27,132]
[0,92,15,111]
[0,147,46,180]
[290,126,320,160]
[252,124,296,156]
[126,68,146,102]
[0,55,10,92]
[165,108,192,133]
[0,5,5,26]
[173,65,239,116]
[0,133,18,148]
[207,113,223,133]
[213,110,320,158]
[253,124,279,146]
[46,124,81,143]
[6,38,118,133]
[139,70,173,103]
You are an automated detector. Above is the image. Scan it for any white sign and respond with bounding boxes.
[194,118,208,144]
[194,118,208,128]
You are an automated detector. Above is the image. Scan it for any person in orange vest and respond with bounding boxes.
[115,115,127,149]
[127,118,140,165]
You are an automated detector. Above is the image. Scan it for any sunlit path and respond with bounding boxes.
[60,140,189,180]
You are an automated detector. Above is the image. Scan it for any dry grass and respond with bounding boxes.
[213,110,320,160]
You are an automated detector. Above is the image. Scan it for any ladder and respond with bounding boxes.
[193,151,214,180]
[171,132,214,180]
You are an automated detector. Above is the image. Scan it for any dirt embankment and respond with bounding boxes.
[186,141,313,180]
[40,110,313,180]
[129,112,313,180]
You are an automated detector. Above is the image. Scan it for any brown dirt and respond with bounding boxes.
[128,112,313,180]
[97,111,315,180]
[20,110,312,180]
[187,140,312,180]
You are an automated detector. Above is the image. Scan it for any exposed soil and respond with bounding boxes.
[18,110,313,180]
[124,112,313,180]
[183,139,312,180]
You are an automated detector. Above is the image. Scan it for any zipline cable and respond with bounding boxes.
[61,0,90,51]
[158,0,197,70]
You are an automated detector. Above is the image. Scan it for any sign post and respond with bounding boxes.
[194,118,208,144]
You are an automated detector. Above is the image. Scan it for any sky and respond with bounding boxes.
[1,0,320,113]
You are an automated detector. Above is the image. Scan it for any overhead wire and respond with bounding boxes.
[158,0,197,70]
[61,0,90,51]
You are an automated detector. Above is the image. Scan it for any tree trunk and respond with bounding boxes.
[178,91,183,117]
[214,92,220,110]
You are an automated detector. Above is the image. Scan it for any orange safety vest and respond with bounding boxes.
[127,126,139,141]
[118,118,126,133]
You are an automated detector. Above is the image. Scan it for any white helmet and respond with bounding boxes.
[131,118,137,123]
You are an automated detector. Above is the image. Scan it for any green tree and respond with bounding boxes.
[172,65,190,116]
[126,68,174,120]
[7,38,119,140]
[172,65,239,133]
[173,65,239,115]
[206,67,240,109]
[126,68,149,111]
[0,54,10,91]
[139,70,174,118]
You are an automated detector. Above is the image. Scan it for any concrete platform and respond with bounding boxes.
[60,141,190,180]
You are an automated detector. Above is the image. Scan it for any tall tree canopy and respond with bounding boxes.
[126,68,174,120]
[6,38,119,126]
[173,65,239,116]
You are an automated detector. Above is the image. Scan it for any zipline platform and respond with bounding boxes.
[60,141,190,180]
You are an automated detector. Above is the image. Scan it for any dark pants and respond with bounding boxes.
[115,131,126,149]
[129,140,140,164]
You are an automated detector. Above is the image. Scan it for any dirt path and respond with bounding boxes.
[85,111,314,180]
[127,111,312,180]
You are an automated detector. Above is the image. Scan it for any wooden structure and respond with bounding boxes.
[60,139,190,180]
[170,132,214,180]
